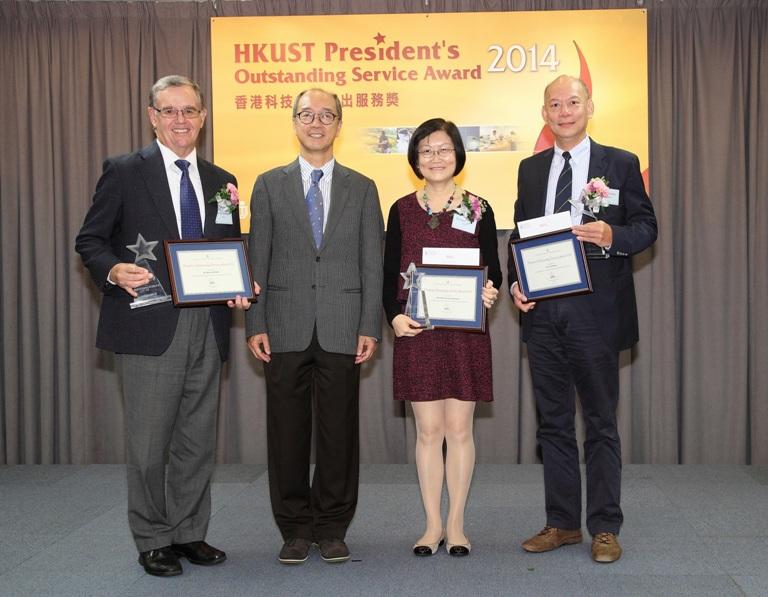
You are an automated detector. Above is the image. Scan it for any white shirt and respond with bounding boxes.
[156,140,206,236]
[299,156,334,232]
[544,136,591,225]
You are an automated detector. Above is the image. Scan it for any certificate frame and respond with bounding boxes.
[163,238,256,306]
[408,265,487,333]
[509,228,593,301]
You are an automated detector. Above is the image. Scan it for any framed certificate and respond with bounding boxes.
[163,239,256,306]
[509,228,593,301]
[407,265,487,332]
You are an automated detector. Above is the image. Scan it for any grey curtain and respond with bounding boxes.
[1,0,766,465]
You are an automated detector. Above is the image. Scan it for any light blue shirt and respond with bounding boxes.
[298,156,334,232]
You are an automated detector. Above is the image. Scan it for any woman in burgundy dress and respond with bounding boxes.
[383,118,502,557]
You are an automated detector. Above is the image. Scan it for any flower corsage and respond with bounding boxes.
[457,189,487,223]
[580,177,610,215]
[209,183,240,214]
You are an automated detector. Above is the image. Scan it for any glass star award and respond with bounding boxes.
[401,262,433,330]
[578,208,608,259]
[126,233,172,309]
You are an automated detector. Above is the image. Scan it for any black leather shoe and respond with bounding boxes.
[138,547,182,577]
[171,541,227,566]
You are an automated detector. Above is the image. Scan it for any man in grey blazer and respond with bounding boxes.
[246,88,384,564]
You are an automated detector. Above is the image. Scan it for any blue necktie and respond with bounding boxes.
[306,169,324,248]
[553,151,572,215]
[176,159,202,239]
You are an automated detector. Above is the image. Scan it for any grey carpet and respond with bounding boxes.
[0,464,766,596]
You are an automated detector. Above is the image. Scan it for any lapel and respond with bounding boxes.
[138,142,179,239]
[320,162,350,251]
[587,139,608,181]
[282,159,316,249]
[533,148,554,217]
[198,158,221,237]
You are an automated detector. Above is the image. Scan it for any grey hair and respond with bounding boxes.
[149,75,204,108]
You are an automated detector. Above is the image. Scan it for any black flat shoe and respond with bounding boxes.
[138,546,182,576]
[413,536,445,556]
[171,541,227,566]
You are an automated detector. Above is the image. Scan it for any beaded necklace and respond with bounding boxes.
[421,185,456,229]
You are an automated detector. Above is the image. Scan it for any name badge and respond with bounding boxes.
[451,212,477,234]
[215,209,233,225]
[607,189,620,206]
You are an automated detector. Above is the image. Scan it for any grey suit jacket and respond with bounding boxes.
[245,159,384,355]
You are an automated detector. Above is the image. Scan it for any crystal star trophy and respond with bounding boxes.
[401,262,433,330]
[579,208,609,259]
[126,233,172,309]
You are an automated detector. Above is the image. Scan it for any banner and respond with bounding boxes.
[211,10,648,230]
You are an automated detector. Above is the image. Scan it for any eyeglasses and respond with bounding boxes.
[418,146,455,160]
[294,111,339,125]
[151,106,203,119]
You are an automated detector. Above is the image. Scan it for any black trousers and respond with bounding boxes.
[264,331,360,541]
[526,296,623,535]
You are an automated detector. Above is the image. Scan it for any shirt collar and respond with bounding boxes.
[298,155,335,180]
[156,140,198,172]
[554,135,590,164]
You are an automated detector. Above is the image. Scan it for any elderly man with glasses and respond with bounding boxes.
[76,75,256,577]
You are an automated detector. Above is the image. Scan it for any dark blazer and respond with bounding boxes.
[75,141,239,358]
[245,159,384,355]
[508,139,657,351]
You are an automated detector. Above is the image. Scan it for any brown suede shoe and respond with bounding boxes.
[521,526,583,553]
[591,532,622,563]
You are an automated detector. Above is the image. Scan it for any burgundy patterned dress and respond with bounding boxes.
[383,192,502,402]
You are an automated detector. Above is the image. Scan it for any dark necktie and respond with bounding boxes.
[306,169,324,248]
[553,151,572,215]
[175,159,202,239]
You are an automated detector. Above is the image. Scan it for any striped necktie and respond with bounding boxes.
[553,151,572,215]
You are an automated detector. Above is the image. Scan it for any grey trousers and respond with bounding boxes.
[116,308,221,552]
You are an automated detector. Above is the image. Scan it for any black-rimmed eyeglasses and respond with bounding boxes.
[294,111,339,125]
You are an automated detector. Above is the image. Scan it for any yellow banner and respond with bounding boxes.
[211,10,648,230]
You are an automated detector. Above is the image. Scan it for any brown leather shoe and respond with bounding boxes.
[521,526,583,553]
[591,532,622,563]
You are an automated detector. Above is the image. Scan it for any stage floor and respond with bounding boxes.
[1,464,767,596]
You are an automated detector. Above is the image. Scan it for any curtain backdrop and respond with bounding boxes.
[1,0,765,465]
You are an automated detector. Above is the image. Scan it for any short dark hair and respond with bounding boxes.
[292,88,343,121]
[407,118,466,179]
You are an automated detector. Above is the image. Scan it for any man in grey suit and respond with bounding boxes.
[246,88,384,564]
[76,75,255,577]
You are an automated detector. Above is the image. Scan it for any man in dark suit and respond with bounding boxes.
[508,75,657,563]
[246,88,384,565]
[76,75,255,576]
